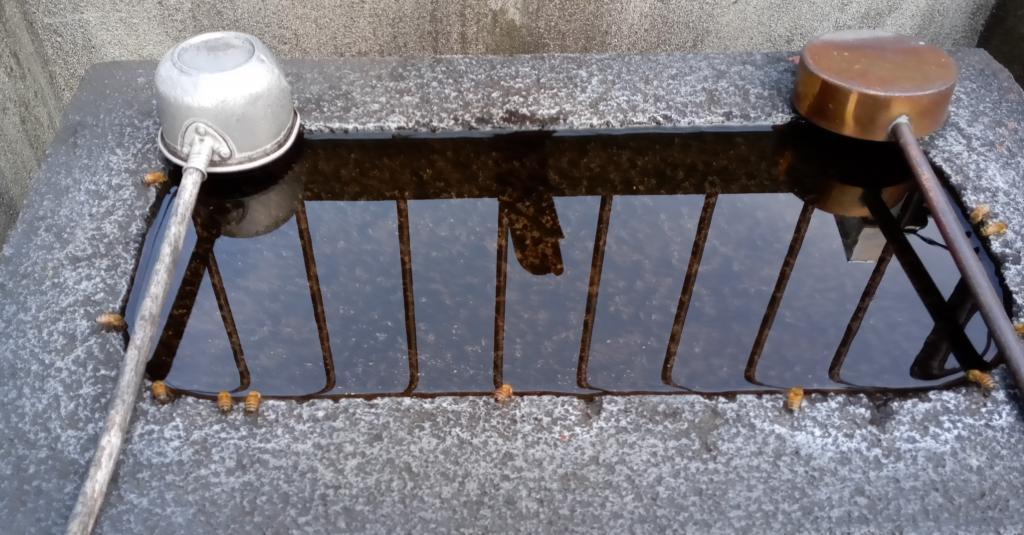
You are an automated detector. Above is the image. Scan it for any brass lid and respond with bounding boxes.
[792,30,958,141]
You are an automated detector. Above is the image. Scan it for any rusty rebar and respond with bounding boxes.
[294,202,336,394]
[493,206,509,390]
[576,195,613,389]
[662,192,718,385]
[396,199,420,394]
[744,202,815,385]
[205,250,251,392]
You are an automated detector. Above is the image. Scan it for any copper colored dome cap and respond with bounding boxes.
[792,30,958,141]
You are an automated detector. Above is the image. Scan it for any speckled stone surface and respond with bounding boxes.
[0,51,1022,533]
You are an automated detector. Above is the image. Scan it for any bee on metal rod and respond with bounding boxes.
[151,380,171,405]
[966,369,997,392]
[494,383,514,405]
[244,391,262,415]
[786,387,804,412]
[217,391,233,414]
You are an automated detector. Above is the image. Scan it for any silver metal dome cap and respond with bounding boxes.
[155,31,301,173]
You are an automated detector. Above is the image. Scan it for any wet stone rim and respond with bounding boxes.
[0,50,1021,532]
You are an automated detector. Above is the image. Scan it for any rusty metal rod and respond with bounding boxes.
[892,119,1024,387]
[144,221,218,381]
[662,192,717,385]
[576,195,613,389]
[744,202,815,386]
[396,199,420,394]
[294,202,337,394]
[206,250,251,392]
[493,206,509,389]
[828,245,894,384]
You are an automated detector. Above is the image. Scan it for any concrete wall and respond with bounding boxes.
[0,0,999,241]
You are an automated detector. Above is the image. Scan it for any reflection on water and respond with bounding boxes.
[126,121,1006,399]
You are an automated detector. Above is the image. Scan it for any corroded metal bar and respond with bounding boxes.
[493,206,509,390]
[892,121,1024,389]
[828,246,894,383]
[865,189,986,373]
[576,195,613,389]
[744,202,815,385]
[294,202,336,394]
[397,199,419,394]
[662,192,718,385]
[205,250,251,392]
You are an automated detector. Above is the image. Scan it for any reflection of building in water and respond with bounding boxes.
[131,125,1002,399]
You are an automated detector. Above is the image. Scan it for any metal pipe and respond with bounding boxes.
[866,190,987,372]
[891,119,1024,388]
[143,220,218,381]
[67,145,211,535]
[744,202,815,386]
[576,195,613,389]
[662,192,717,385]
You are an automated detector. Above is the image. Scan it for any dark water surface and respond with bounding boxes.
[126,121,1007,399]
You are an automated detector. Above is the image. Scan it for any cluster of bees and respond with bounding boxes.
[150,381,263,415]
[970,204,1009,238]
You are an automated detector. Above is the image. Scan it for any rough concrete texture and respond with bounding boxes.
[0,0,999,246]
[102,388,1024,534]
[978,0,1024,86]
[0,1,61,241]
[0,51,1023,533]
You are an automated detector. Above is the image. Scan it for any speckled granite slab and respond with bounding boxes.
[0,51,1022,534]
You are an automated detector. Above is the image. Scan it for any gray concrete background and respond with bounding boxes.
[2,49,1023,533]
[0,0,1000,243]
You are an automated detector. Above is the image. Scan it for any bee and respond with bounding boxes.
[786,387,804,412]
[151,380,171,404]
[969,204,990,225]
[96,312,126,331]
[142,170,168,187]
[494,383,514,405]
[244,391,262,415]
[217,391,233,414]
[980,221,1008,237]
[1015,323,1024,337]
[966,369,997,392]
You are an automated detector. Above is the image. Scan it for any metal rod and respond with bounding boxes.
[67,148,210,535]
[294,202,336,394]
[143,221,217,380]
[493,206,509,389]
[828,245,894,383]
[662,192,717,385]
[909,277,979,380]
[866,190,987,372]
[744,202,815,385]
[891,120,1024,389]
[576,195,613,389]
[206,250,251,392]
[396,199,419,394]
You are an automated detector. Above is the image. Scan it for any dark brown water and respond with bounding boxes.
[126,121,1007,399]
